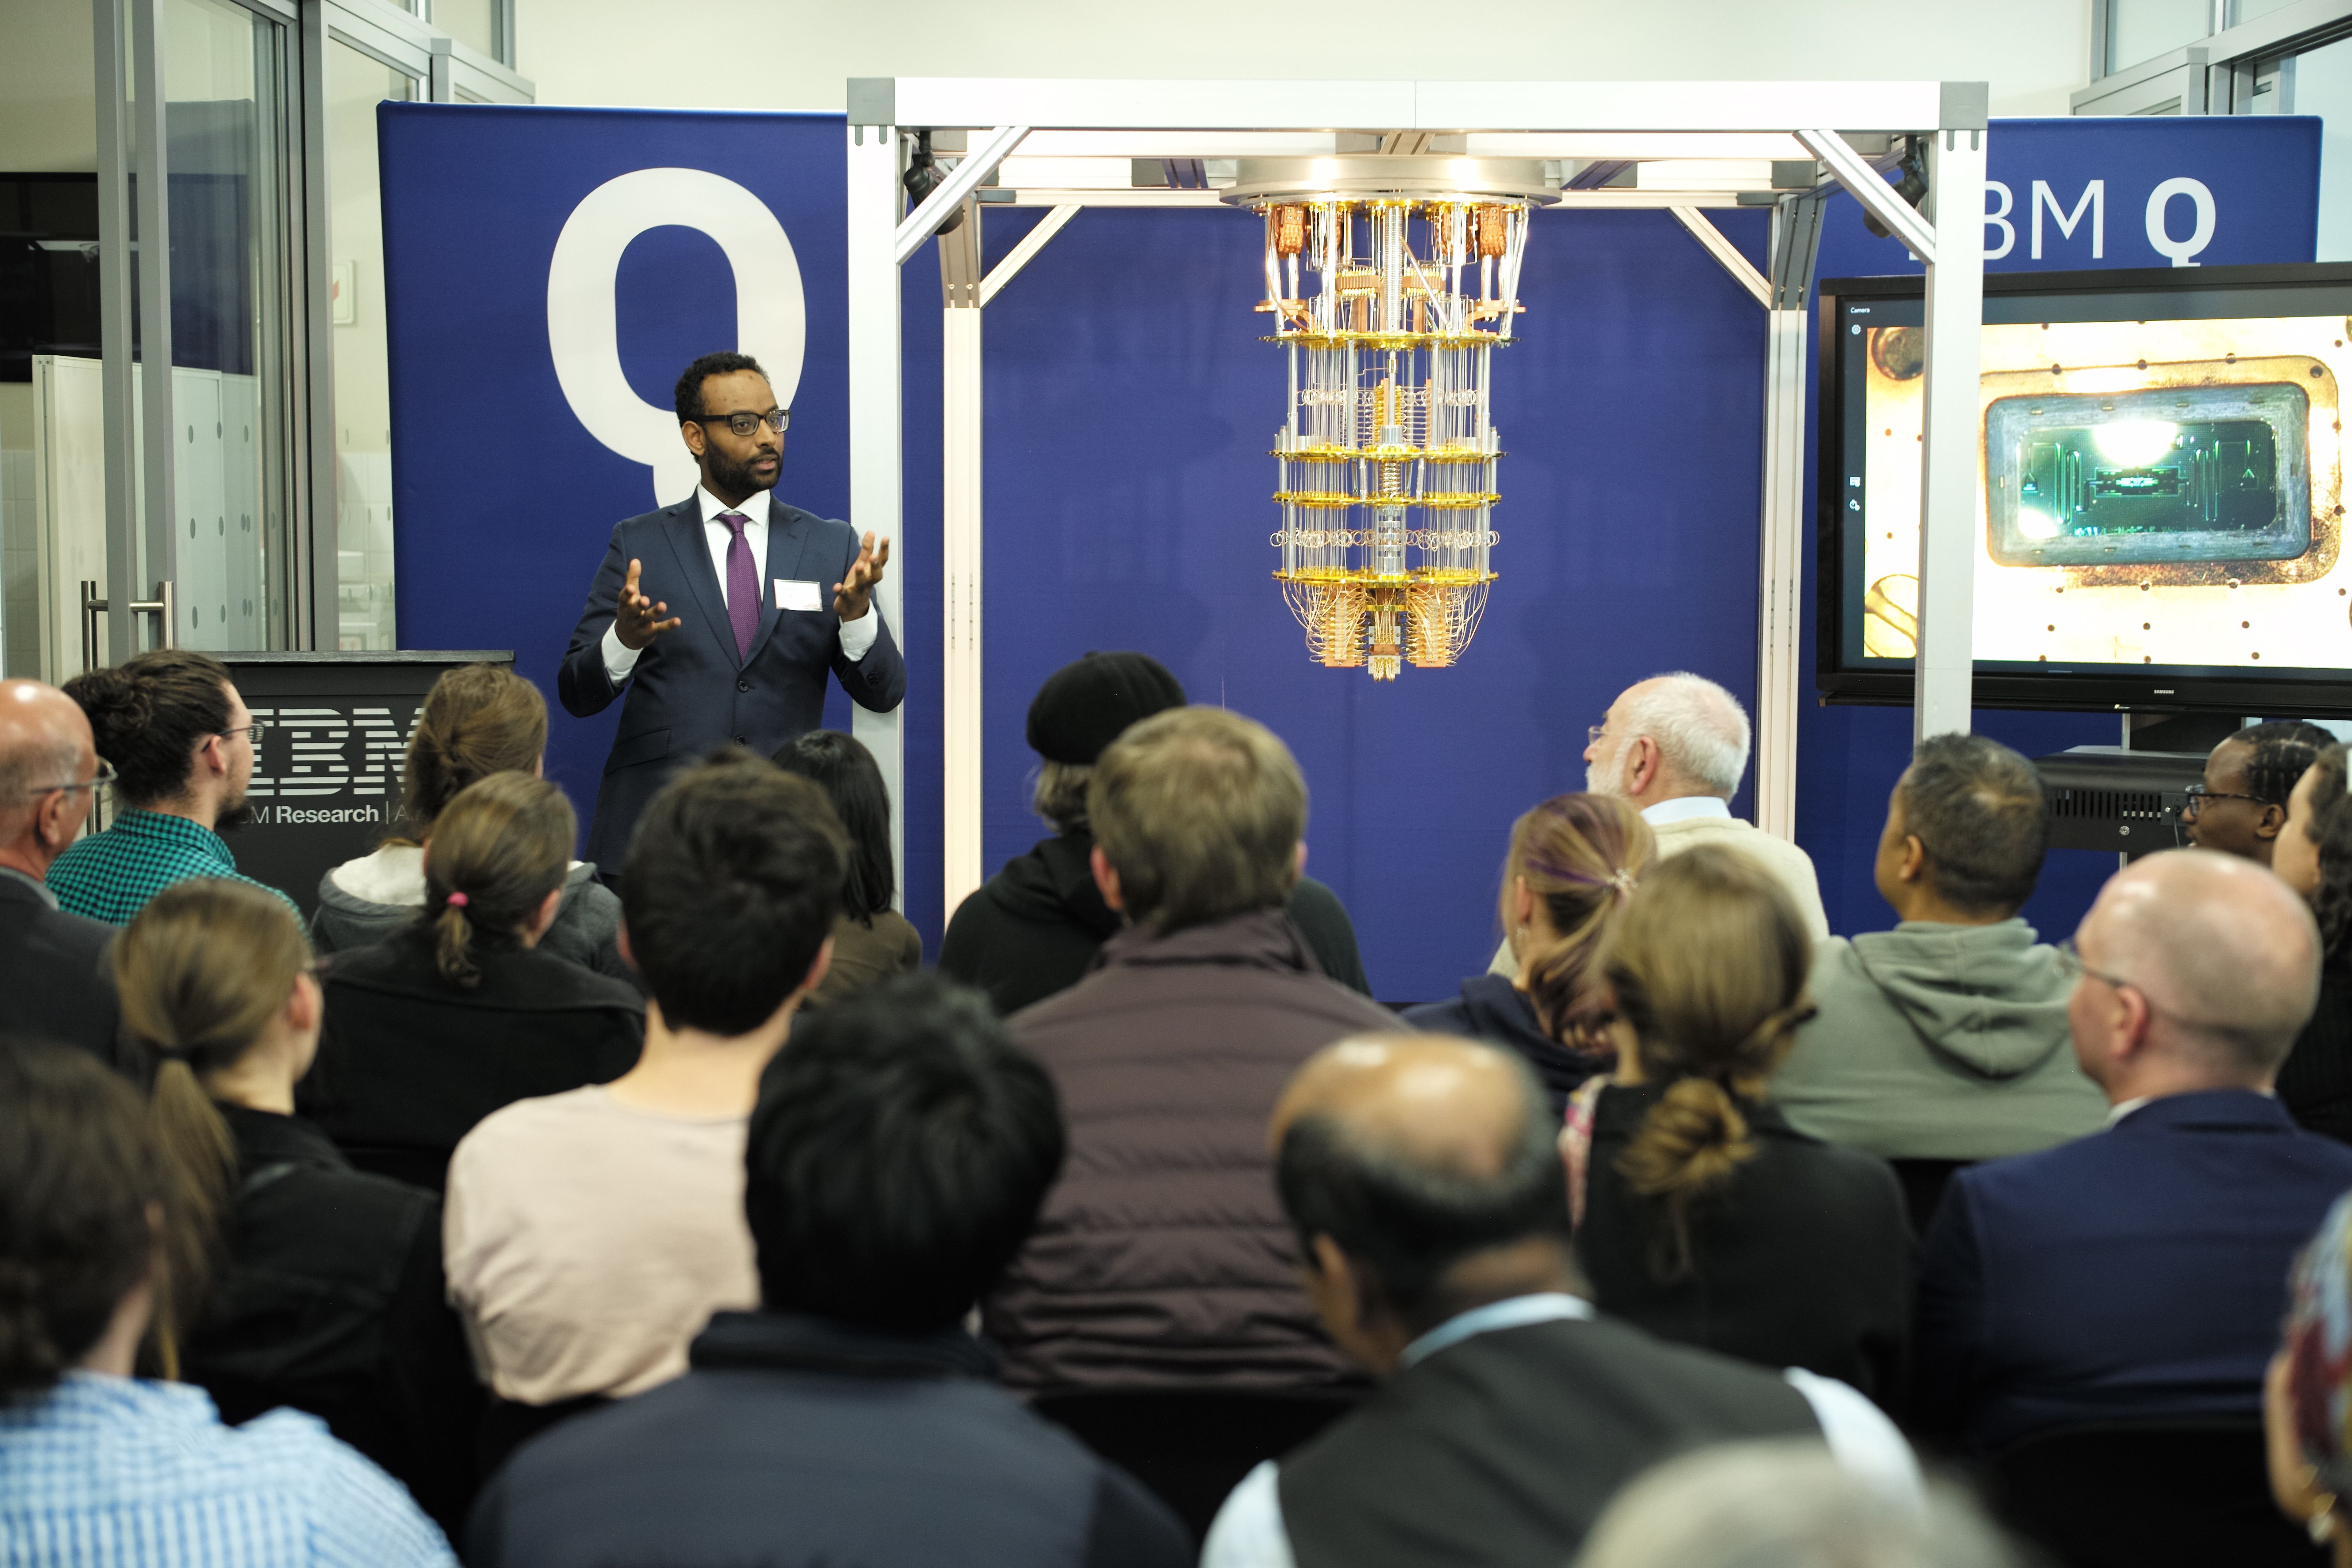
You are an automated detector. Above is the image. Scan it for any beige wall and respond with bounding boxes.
[0,0,97,175]
[514,0,2093,119]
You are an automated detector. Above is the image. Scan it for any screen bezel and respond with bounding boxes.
[1816,261,2352,716]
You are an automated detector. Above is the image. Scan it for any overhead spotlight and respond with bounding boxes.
[902,129,967,236]
[1861,136,1929,241]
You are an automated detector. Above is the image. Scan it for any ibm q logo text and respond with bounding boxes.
[242,702,422,827]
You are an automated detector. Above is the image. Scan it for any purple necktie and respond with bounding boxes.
[719,511,760,664]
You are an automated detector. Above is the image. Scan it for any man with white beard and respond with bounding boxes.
[1491,673,1830,980]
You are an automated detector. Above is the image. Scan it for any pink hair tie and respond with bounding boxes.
[445,891,469,909]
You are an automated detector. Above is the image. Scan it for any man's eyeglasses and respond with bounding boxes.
[219,722,268,745]
[2052,935,2131,990]
[23,761,115,800]
[2180,784,2265,820]
[1587,724,1610,746]
[691,408,790,438]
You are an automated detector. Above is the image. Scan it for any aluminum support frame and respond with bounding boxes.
[1751,187,1830,843]
[942,304,984,919]
[1915,127,1987,742]
[848,124,908,902]
[848,79,1989,924]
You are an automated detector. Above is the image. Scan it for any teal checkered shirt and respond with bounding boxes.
[48,809,302,927]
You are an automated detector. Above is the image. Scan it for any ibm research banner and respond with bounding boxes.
[377,104,850,832]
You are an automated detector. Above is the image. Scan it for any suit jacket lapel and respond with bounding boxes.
[660,498,739,667]
[744,498,818,666]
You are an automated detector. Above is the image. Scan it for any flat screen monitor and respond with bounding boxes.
[1819,262,2352,713]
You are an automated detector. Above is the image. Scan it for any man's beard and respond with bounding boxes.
[705,445,769,499]
[1585,746,1628,799]
[214,795,256,834]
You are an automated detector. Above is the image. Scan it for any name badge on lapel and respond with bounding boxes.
[774,579,823,613]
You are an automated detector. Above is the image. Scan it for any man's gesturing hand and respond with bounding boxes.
[615,558,682,650]
[835,533,891,622]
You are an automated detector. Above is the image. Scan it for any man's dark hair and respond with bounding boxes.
[1898,733,2047,917]
[0,1038,168,1401]
[2233,720,2339,809]
[673,352,769,424]
[61,650,233,809]
[745,973,1065,1334]
[1276,1054,1571,1331]
[772,730,893,923]
[622,749,846,1034]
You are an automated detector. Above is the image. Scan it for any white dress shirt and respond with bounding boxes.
[601,487,879,682]
[1198,1292,1921,1568]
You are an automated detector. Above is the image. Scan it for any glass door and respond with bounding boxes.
[154,0,296,651]
[326,41,412,650]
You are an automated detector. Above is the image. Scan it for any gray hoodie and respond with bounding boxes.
[1772,918,2109,1161]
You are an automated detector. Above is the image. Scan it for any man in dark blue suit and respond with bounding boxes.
[560,352,906,878]
[1916,848,2352,1454]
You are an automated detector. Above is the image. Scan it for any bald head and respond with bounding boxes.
[1273,1033,1572,1334]
[0,681,96,879]
[2079,849,2320,1081]
[1274,1032,1540,1178]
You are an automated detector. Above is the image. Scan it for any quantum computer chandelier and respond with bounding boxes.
[1227,158,1558,680]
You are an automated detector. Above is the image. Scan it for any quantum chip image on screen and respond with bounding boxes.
[1985,380,2312,568]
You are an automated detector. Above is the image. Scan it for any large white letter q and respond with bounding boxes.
[547,168,805,507]
[2145,177,2217,268]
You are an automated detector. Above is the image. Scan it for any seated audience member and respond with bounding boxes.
[1916,849,2352,1454]
[772,729,920,1006]
[1570,846,1911,1404]
[2183,719,2336,865]
[2266,1191,2352,1557]
[1574,1440,2018,1568]
[1404,793,1652,1113]
[305,773,643,1191]
[466,973,1191,1568]
[0,1039,454,1566]
[983,706,1396,1394]
[1491,672,1828,981]
[1774,735,2106,1165]
[0,679,130,1073]
[940,651,1370,1011]
[50,650,300,925]
[2268,741,2352,1143]
[444,753,842,1455]
[1200,1033,1917,1568]
[117,880,479,1535]
[314,663,628,982]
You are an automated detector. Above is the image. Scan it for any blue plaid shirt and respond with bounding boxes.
[47,810,301,928]
[0,1373,454,1565]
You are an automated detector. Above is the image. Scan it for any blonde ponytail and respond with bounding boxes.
[1601,845,1816,1280]
[113,880,312,1372]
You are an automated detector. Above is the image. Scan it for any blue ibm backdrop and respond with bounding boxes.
[379,107,2321,1003]
[377,103,858,873]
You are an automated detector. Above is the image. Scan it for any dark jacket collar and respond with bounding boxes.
[988,831,1120,937]
[212,1101,353,1176]
[2109,1087,2299,1133]
[689,1310,999,1381]
[1094,906,1318,976]
[0,865,58,910]
[325,923,643,1015]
